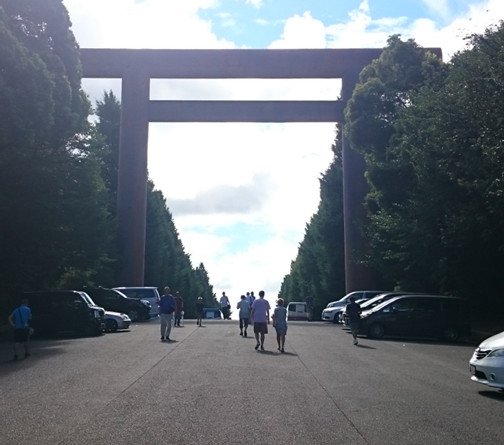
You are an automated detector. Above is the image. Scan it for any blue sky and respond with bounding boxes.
[64,0,503,309]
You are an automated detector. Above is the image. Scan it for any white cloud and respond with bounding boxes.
[246,0,264,9]
[421,0,451,20]
[64,0,235,48]
[269,11,327,48]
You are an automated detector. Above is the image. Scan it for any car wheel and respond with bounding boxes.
[128,310,139,322]
[105,319,118,333]
[333,312,341,324]
[368,323,385,339]
[442,327,459,342]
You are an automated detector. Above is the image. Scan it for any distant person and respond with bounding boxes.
[195,297,204,327]
[272,298,288,353]
[345,296,362,345]
[250,291,255,306]
[305,295,314,321]
[174,291,184,327]
[245,291,253,308]
[250,290,271,351]
[219,291,231,320]
[158,287,175,342]
[8,298,32,360]
[237,295,251,337]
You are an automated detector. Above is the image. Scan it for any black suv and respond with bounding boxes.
[359,294,470,341]
[24,290,105,336]
[84,287,151,321]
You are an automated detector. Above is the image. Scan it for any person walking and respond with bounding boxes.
[195,296,204,327]
[250,290,271,351]
[272,298,288,353]
[8,298,32,360]
[237,295,250,337]
[305,295,314,321]
[158,287,175,342]
[219,291,231,320]
[174,291,184,327]
[346,296,362,345]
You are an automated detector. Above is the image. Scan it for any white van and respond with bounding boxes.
[114,286,160,317]
[287,301,308,321]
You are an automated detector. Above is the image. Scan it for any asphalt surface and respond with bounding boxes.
[0,319,503,445]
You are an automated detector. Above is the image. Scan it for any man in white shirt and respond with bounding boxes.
[219,291,230,320]
[250,290,271,351]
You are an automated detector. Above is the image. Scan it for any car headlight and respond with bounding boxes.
[487,348,504,358]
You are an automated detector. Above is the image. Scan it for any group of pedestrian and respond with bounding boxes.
[234,290,288,353]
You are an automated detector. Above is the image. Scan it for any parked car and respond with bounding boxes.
[287,301,309,321]
[202,307,222,319]
[340,292,420,325]
[469,330,504,391]
[321,291,387,323]
[23,290,105,336]
[85,287,151,321]
[114,287,160,317]
[359,295,470,341]
[104,311,131,332]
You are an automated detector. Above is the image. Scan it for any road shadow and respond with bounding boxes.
[0,339,67,375]
[257,349,276,355]
[478,390,504,401]
[355,344,376,350]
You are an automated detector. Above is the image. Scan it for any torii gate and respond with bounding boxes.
[80,48,441,292]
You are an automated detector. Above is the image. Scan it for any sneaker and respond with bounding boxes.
[353,338,358,345]
[240,331,243,336]
[260,345,265,351]
[255,343,260,350]
[244,331,247,337]
[161,337,165,342]
[281,348,285,353]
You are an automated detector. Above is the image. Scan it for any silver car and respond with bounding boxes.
[470,330,504,390]
[104,311,131,332]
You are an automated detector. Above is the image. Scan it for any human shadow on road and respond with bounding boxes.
[355,344,376,350]
[478,390,504,401]
[256,349,276,355]
[277,351,298,357]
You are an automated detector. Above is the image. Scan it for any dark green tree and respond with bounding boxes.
[0,1,113,297]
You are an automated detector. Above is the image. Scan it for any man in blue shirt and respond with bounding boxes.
[158,287,175,342]
[8,298,32,360]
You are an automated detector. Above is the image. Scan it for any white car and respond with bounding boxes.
[104,311,131,332]
[470,330,504,390]
[321,291,388,323]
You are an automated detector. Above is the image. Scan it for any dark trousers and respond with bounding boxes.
[239,317,249,331]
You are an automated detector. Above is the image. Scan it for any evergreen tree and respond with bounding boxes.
[0,1,113,296]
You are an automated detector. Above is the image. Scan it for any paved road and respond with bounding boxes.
[0,320,502,445]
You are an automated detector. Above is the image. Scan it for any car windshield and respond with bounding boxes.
[367,297,401,314]
[81,292,96,306]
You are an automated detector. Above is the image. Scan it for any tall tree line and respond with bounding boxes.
[0,0,215,318]
[281,26,504,318]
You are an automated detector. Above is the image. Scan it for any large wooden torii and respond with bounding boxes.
[80,47,441,292]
